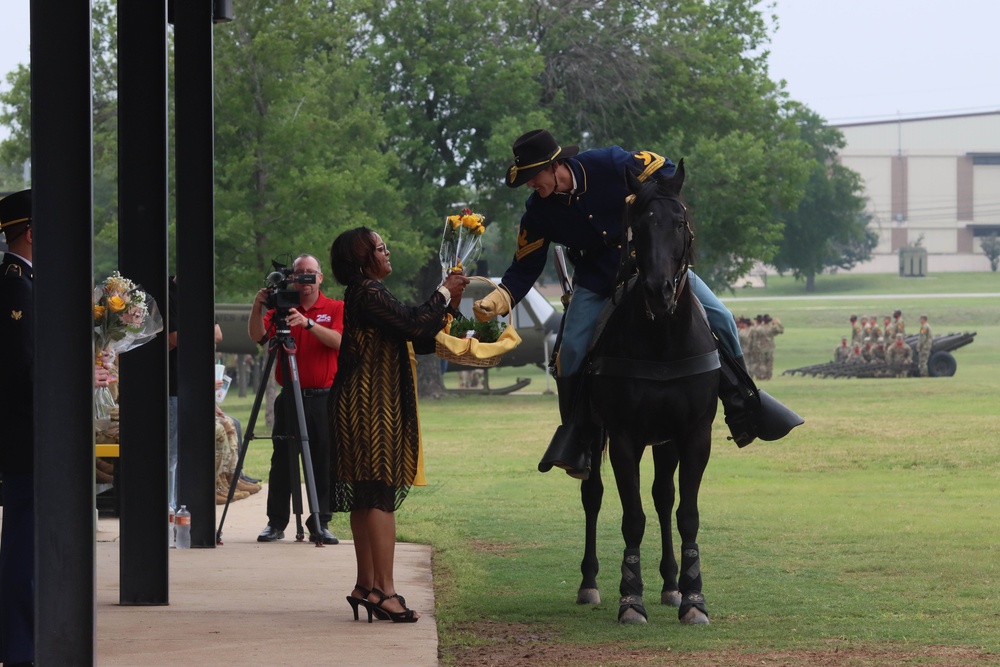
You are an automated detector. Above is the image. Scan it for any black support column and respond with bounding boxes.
[31,0,96,663]
[173,0,218,546]
[118,0,171,603]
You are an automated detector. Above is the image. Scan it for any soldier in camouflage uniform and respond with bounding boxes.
[882,314,894,341]
[917,314,933,377]
[885,333,912,377]
[754,314,783,380]
[833,336,850,363]
[849,314,862,345]
[892,309,905,337]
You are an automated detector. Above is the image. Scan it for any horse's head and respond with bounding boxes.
[625,159,693,320]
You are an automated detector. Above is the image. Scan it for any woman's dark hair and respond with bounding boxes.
[330,226,379,285]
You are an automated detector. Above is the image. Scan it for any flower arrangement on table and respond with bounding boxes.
[93,271,164,421]
[439,208,486,275]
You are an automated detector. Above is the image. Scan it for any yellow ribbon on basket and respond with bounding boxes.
[434,314,522,361]
[406,342,426,486]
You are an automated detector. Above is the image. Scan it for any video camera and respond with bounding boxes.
[264,258,315,313]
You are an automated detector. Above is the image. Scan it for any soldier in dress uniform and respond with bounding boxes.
[917,314,933,377]
[0,189,36,667]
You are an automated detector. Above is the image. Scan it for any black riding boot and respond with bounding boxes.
[718,354,759,447]
[718,353,804,447]
[537,374,598,480]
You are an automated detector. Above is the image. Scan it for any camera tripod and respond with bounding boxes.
[216,324,326,547]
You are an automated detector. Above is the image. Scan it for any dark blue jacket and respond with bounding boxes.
[0,252,34,473]
[499,146,674,303]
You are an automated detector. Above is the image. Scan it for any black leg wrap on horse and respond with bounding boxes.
[678,542,708,620]
[538,374,594,479]
[618,548,648,621]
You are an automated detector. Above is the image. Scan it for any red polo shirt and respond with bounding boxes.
[263,292,344,389]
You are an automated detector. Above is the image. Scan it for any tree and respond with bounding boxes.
[982,233,1000,272]
[212,0,409,301]
[771,105,876,292]
[502,0,813,290]
[0,1,121,277]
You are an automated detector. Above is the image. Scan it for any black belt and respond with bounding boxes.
[300,387,331,398]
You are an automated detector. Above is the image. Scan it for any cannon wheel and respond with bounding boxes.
[928,351,957,377]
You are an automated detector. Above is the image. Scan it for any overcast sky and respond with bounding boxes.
[2,0,999,139]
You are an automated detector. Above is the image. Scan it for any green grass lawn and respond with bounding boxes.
[223,272,1000,666]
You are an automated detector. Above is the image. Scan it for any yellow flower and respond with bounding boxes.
[94,305,106,320]
[107,295,127,312]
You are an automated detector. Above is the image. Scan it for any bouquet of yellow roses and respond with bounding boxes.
[439,208,486,275]
[93,271,164,420]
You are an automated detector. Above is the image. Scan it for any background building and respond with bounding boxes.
[836,111,1000,273]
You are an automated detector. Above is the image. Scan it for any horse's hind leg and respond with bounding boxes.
[578,438,604,604]
[651,445,681,607]
[609,435,648,624]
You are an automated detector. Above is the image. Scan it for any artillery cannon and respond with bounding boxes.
[783,331,976,379]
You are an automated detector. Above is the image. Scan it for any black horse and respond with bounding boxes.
[580,160,720,624]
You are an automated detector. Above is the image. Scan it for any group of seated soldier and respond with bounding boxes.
[834,309,913,377]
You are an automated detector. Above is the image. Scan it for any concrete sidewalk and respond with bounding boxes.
[96,486,438,666]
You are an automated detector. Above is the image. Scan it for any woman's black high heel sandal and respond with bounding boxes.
[346,585,371,621]
[364,587,418,623]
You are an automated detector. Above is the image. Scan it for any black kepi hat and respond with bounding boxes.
[505,130,579,188]
[0,189,32,238]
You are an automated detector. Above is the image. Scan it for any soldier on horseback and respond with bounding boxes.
[473,129,799,479]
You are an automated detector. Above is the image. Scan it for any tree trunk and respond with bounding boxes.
[417,354,447,399]
[416,259,447,399]
[805,271,816,293]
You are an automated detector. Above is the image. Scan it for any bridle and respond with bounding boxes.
[625,191,694,320]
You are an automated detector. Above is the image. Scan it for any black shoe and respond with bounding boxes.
[240,471,261,484]
[257,525,285,542]
[310,527,339,545]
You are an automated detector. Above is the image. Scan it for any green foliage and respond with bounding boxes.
[771,105,877,290]
[1,0,846,305]
[447,315,506,343]
[980,233,1000,272]
[212,0,412,301]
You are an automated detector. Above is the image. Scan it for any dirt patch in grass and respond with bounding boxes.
[443,621,993,667]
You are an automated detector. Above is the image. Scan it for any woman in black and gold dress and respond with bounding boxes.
[329,227,468,623]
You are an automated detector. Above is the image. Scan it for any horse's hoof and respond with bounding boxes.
[618,608,648,625]
[618,594,648,624]
[679,607,710,625]
[577,588,601,605]
[661,590,682,607]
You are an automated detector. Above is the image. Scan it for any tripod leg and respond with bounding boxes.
[216,346,276,545]
[283,344,326,546]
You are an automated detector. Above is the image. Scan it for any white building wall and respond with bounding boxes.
[835,111,1000,272]
[973,165,1000,224]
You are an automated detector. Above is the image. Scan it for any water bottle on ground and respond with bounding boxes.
[168,505,176,549]
[175,505,192,549]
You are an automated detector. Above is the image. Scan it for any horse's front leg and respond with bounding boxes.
[651,444,681,607]
[609,433,648,624]
[675,426,712,625]
[578,434,604,604]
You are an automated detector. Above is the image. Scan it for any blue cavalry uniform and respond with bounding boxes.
[496,144,741,377]
[0,188,36,666]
